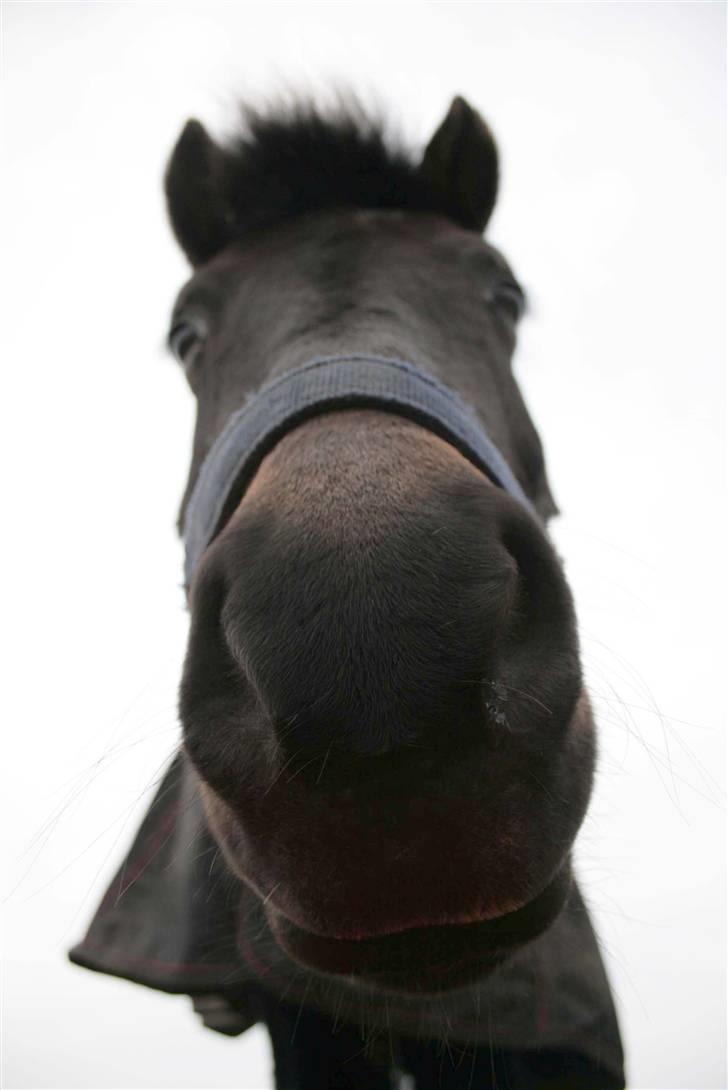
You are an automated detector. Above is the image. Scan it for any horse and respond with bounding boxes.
[70,94,625,1090]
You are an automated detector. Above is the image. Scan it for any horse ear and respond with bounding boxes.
[419,96,499,233]
[165,119,234,266]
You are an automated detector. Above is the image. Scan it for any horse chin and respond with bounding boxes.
[260,864,573,996]
[196,774,577,994]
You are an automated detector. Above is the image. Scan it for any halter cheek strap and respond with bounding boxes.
[182,355,534,587]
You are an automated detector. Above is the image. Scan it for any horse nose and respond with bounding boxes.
[183,419,582,761]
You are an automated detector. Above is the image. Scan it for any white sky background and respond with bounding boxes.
[1,3,725,1088]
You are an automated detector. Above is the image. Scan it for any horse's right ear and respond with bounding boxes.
[165,120,233,266]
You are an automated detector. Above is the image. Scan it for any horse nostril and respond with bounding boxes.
[492,506,583,733]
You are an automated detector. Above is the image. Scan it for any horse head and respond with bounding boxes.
[165,97,596,994]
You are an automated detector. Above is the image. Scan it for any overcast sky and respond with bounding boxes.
[3,4,725,1089]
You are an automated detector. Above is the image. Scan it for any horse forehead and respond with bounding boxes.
[198,209,474,293]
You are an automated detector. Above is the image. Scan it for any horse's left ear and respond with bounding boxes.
[164,119,234,266]
[419,96,499,233]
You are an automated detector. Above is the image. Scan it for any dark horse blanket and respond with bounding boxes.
[70,753,625,1086]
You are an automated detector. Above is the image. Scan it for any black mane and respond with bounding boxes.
[226,100,435,225]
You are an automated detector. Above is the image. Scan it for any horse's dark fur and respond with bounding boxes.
[159,95,617,1088]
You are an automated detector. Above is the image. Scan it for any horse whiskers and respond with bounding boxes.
[261,881,281,907]
[262,746,307,796]
[315,743,332,785]
[286,752,326,784]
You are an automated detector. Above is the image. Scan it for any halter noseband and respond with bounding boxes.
[183,355,533,587]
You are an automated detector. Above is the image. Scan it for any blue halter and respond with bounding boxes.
[183,355,533,586]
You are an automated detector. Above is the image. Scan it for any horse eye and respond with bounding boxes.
[493,281,526,323]
[168,317,206,369]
